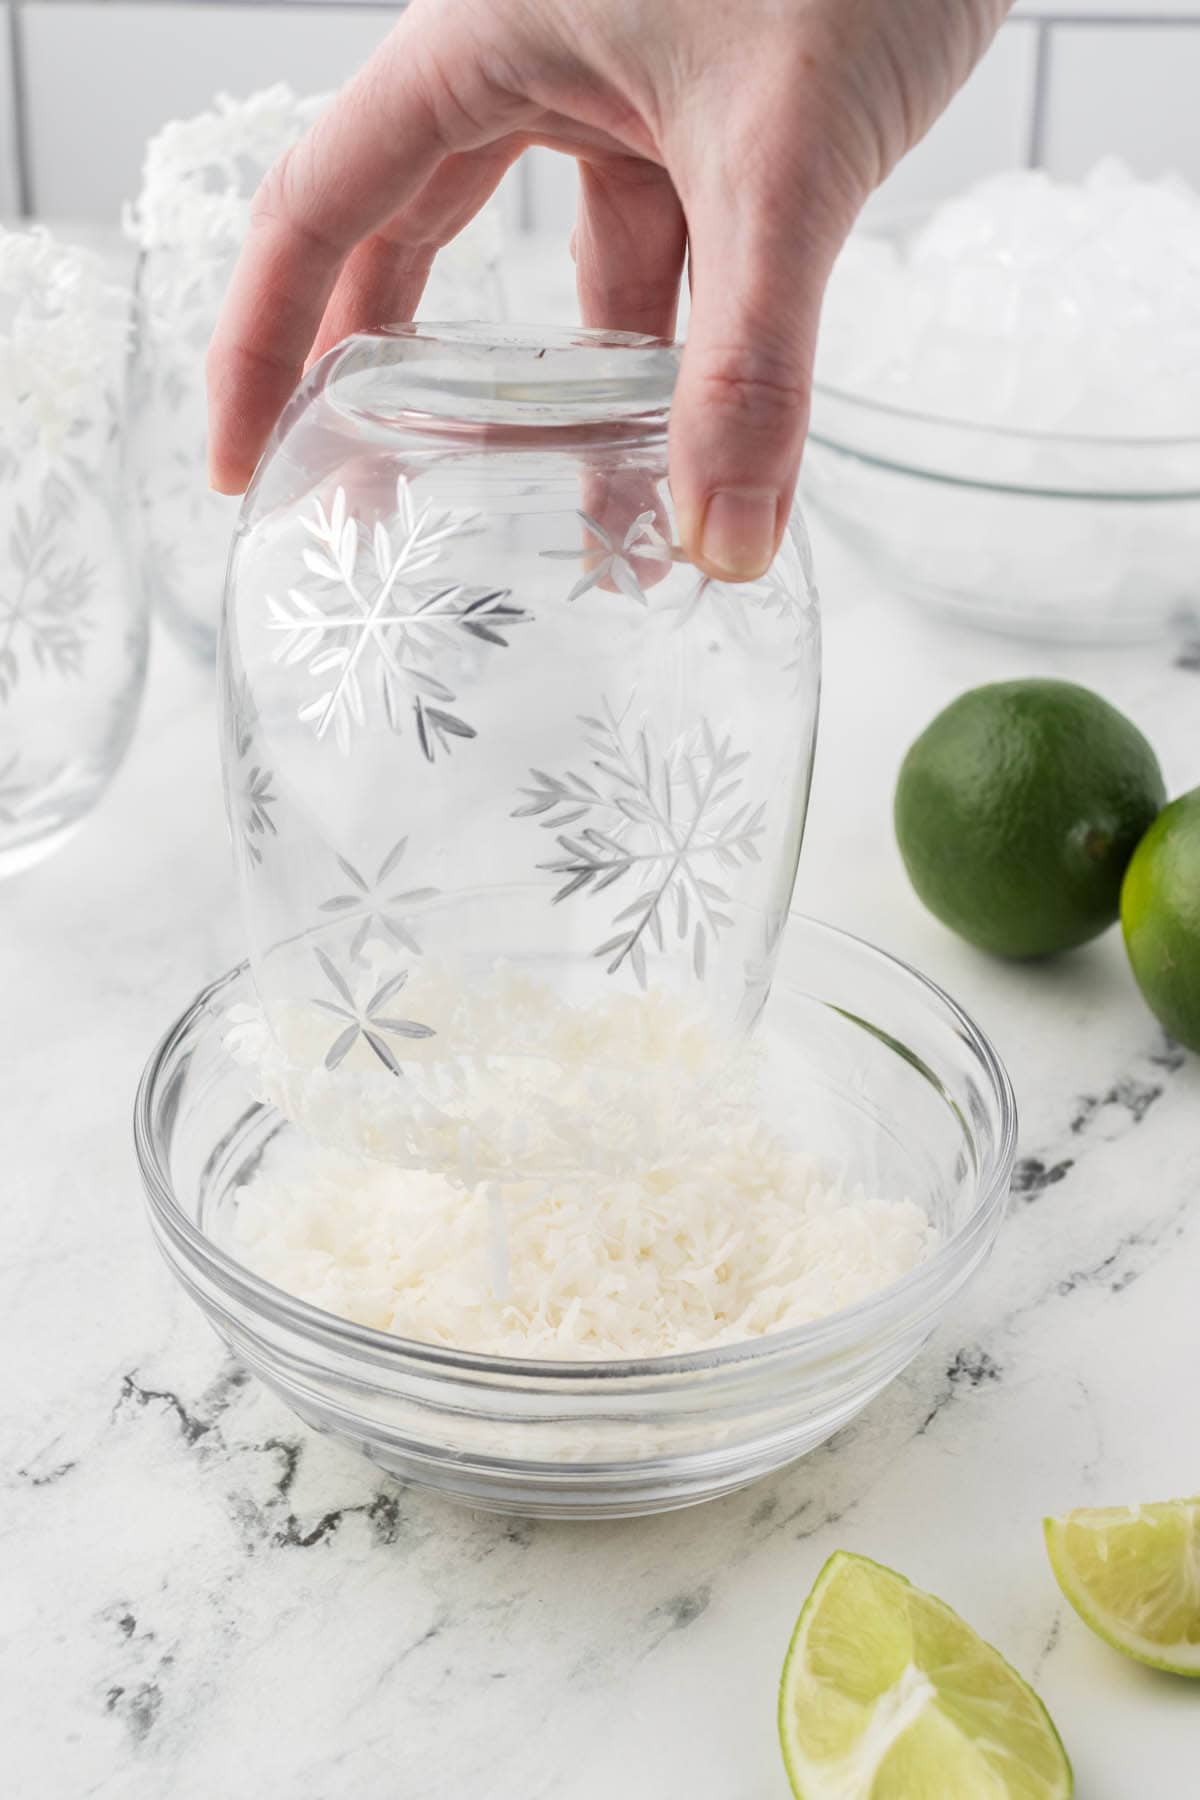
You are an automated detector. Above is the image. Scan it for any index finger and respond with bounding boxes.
[207,12,485,493]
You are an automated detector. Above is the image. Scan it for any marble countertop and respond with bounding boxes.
[4,254,1200,1799]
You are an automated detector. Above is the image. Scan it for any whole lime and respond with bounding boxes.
[895,679,1165,958]
[1121,788,1200,1052]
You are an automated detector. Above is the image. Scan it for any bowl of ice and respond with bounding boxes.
[805,161,1200,641]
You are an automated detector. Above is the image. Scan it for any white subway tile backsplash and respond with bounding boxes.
[520,145,579,236]
[12,0,1200,240]
[1041,22,1200,176]
[22,2,392,222]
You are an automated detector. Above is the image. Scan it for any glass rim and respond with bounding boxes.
[134,915,1017,1384]
[322,322,680,435]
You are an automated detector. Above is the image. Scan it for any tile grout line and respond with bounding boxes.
[1019,10,1200,24]
[1025,19,1054,171]
[518,148,534,234]
[6,0,33,217]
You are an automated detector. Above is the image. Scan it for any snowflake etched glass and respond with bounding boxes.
[127,84,505,661]
[221,325,820,1153]
[0,227,147,878]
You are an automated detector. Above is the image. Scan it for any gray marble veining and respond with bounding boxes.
[2,397,1198,1795]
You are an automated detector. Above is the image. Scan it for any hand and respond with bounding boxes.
[207,0,1011,579]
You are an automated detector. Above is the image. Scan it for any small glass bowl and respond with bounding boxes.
[134,915,1015,1519]
[803,386,1200,642]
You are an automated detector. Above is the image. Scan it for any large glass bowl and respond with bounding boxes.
[805,195,1200,643]
[134,915,1016,1519]
[803,387,1200,642]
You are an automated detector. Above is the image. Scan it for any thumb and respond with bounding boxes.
[669,154,850,582]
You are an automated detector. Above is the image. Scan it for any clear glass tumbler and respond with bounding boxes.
[219,325,820,1163]
[0,229,147,878]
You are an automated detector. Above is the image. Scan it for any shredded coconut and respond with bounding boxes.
[229,1138,932,1361]
[126,81,501,273]
[126,83,326,253]
[226,959,742,1184]
[0,227,129,455]
[223,968,935,1360]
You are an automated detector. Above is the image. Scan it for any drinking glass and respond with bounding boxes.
[0,229,147,877]
[219,325,821,1163]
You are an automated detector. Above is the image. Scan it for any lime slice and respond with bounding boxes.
[1044,1498,1200,1676]
[778,1551,1072,1799]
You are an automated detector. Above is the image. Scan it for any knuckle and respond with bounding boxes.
[249,143,301,230]
[206,330,293,391]
[364,227,435,279]
[694,348,810,434]
[249,139,345,262]
[584,270,673,321]
[404,32,492,150]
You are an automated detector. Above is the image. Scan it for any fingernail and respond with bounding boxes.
[207,448,247,497]
[699,488,778,580]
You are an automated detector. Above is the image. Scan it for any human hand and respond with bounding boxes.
[207,0,1012,579]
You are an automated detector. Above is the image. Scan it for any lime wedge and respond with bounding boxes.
[778,1551,1072,1799]
[1044,1497,1200,1676]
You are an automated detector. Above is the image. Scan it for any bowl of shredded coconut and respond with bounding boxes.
[806,161,1200,641]
[135,914,1014,1518]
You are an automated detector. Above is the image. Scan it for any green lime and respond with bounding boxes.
[1121,788,1200,1052]
[778,1550,1072,1799]
[895,680,1165,958]
[1045,1498,1200,1676]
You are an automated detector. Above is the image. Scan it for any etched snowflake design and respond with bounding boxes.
[0,753,85,832]
[0,753,50,825]
[1,473,93,705]
[267,478,527,757]
[541,509,672,606]
[668,573,751,640]
[318,836,439,960]
[768,582,819,691]
[309,947,435,1074]
[514,700,765,985]
[226,679,279,865]
[667,571,815,690]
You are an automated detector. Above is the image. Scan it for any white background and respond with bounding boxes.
[2,0,1200,230]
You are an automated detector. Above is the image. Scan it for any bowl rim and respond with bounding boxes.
[133,915,1017,1381]
[809,378,1200,459]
